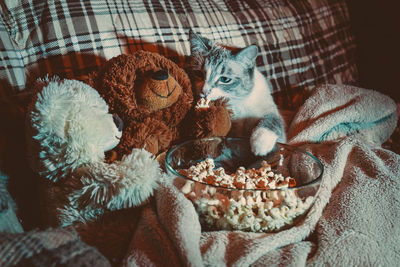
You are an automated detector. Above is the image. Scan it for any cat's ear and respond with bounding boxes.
[235,45,258,65]
[189,30,213,56]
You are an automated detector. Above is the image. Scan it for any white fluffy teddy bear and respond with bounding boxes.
[26,77,161,226]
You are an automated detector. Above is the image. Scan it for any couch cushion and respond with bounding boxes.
[0,0,358,108]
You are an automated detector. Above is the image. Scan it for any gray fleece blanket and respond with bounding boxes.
[1,84,399,266]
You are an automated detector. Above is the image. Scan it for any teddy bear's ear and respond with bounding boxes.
[27,78,118,182]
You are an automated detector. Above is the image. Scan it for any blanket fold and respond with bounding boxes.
[306,142,400,266]
[288,84,397,145]
[122,84,399,266]
[0,227,111,267]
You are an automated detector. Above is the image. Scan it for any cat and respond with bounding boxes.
[189,31,286,155]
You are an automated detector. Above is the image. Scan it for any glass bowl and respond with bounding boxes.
[165,137,323,233]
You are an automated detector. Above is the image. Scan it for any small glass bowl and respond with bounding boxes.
[165,137,323,233]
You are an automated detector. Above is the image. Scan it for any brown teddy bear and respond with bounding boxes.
[85,50,232,160]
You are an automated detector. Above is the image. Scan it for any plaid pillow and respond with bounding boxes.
[0,0,358,108]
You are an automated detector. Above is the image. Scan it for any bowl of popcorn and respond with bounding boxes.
[165,137,323,233]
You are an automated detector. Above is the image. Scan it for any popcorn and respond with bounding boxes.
[178,158,296,190]
[195,98,210,109]
[180,180,193,194]
[177,158,315,232]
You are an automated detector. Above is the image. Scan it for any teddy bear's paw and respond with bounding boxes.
[74,148,161,211]
[130,118,172,155]
[192,99,232,138]
[250,127,278,156]
[114,148,161,208]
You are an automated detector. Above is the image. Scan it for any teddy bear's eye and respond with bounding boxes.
[218,76,232,84]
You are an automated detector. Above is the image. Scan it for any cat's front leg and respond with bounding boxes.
[250,113,286,156]
[250,127,278,155]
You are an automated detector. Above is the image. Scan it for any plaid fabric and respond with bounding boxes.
[0,0,358,108]
[0,227,111,266]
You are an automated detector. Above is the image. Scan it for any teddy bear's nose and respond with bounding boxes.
[152,69,168,81]
[112,114,123,132]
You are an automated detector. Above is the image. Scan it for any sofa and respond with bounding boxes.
[0,0,399,266]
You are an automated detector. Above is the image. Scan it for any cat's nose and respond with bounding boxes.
[201,84,211,98]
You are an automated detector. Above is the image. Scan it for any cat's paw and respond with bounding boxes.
[250,127,278,156]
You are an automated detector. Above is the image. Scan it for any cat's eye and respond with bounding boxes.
[219,76,232,84]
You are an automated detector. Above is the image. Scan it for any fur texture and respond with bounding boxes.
[59,149,160,225]
[26,77,161,226]
[186,98,232,138]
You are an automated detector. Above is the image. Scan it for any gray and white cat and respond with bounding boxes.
[189,31,286,155]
